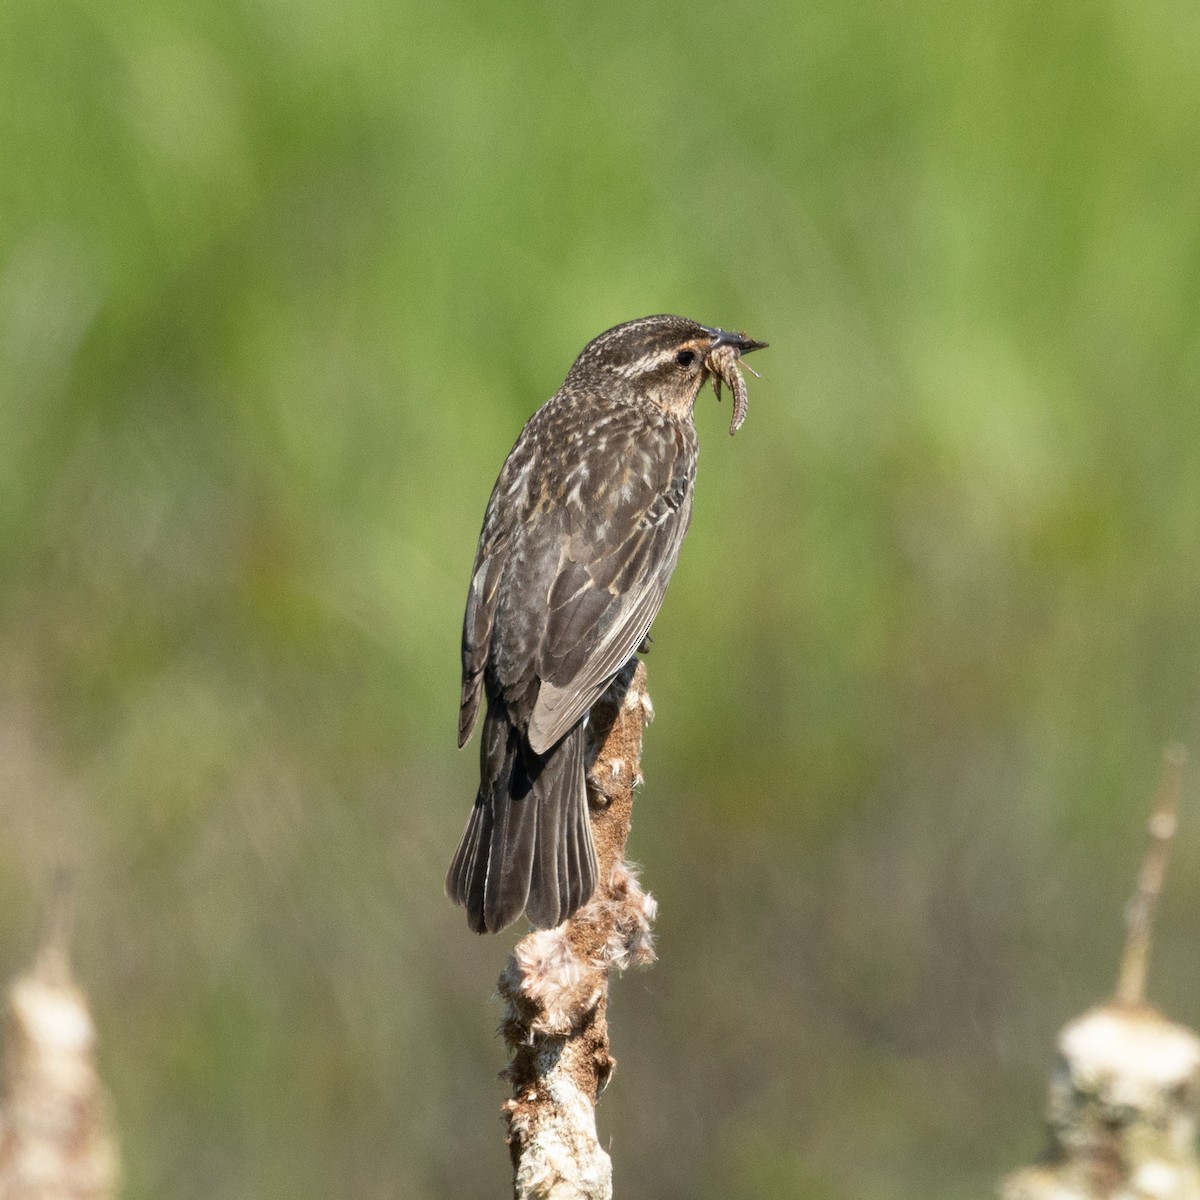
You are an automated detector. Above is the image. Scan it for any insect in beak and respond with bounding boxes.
[703,330,767,435]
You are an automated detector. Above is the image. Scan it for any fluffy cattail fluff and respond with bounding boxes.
[1002,1003,1200,1200]
[0,930,119,1200]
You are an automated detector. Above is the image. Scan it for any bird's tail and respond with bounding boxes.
[447,706,598,934]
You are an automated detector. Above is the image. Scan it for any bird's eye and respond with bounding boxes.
[675,349,696,368]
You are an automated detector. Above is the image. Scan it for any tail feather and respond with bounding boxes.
[447,706,596,933]
[524,755,562,929]
[525,725,588,928]
[482,727,538,931]
[569,759,599,914]
[446,794,488,914]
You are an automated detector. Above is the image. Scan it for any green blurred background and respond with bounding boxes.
[2,0,1199,1196]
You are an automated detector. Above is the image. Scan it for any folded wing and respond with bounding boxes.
[526,415,694,754]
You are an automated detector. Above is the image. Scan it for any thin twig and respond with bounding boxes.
[35,867,76,983]
[1114,743,1188,1007]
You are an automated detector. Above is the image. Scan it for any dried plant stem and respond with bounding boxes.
[1002,744,1200,1200]
[499,660,657,1200]
[1115,743,1187,1007]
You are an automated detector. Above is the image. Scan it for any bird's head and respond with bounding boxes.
[565,314,767,431]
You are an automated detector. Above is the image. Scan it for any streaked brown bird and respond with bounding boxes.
[447,314,767,933]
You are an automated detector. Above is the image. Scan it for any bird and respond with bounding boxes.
[447,314,767,934]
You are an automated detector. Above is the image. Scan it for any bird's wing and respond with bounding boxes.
[459,441,534,746]
[526,416,694,755]
[459,542,507,746]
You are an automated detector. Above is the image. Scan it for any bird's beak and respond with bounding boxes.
[703,326,768,356]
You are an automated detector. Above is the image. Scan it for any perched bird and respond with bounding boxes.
[447,315,767,934]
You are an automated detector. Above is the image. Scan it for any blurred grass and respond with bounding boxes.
[2,0,1200,1197]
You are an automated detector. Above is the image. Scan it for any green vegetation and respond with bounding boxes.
[2,1,1199,1196]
